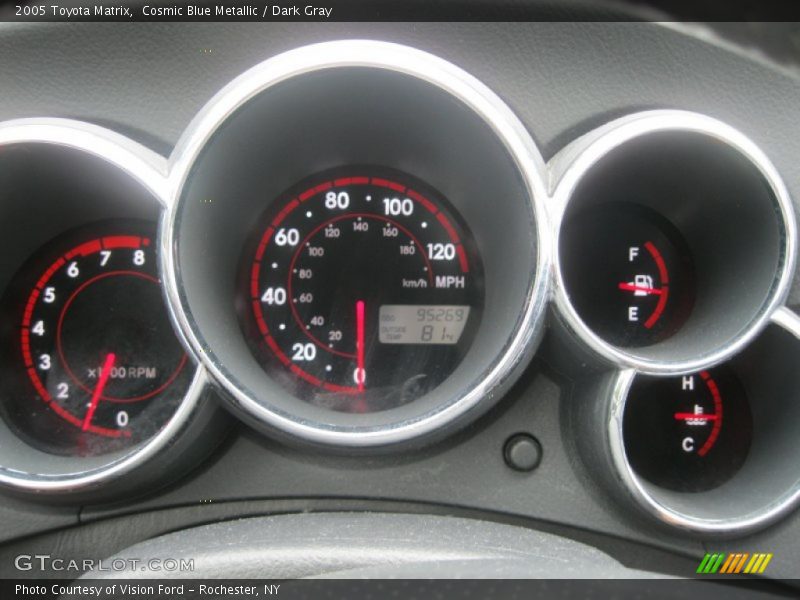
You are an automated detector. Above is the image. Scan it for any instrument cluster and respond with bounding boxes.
[0,41,798,537]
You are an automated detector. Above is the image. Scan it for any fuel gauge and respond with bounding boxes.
[560,203,695,347]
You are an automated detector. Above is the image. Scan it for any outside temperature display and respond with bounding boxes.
[379,305,470,344]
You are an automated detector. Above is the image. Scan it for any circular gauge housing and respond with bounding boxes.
[240,169,483,413]
[0,222,192,456]
[0,126,221,501]
[164,41,549,447]
[553,112,795,374]
[572,310,800,534]
[561,203,695,347]
[623,368,752,492]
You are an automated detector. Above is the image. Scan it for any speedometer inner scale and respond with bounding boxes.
[241,169,484,413]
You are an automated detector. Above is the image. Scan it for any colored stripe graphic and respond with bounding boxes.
[699,553,773,575]
[744,554,761,574]
[696,554,712,574]
[759,554,774,573]
[727,553,749,573]
[697,553,726,574]
[719,553,736,573]
[736,553,750,573]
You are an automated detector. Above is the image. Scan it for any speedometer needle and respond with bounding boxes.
[82,352,116,431]
[356,300,365,393]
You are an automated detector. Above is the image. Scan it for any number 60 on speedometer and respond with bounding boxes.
[239,168,484,414]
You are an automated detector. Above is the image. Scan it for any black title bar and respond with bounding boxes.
[2,0,800,23]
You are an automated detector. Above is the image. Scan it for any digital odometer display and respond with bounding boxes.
[378,305,470,345]
[240,168,484,413]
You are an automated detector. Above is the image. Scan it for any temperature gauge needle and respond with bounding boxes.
[618,282,664,295]
[356,300,365,393]
[82,352,116,431]
[674,412,719,421]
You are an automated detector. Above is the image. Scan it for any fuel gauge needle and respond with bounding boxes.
[618,282,664,295]
[356,300,365,393]
[82,352,116,431]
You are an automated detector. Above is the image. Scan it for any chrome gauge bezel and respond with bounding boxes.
[0,40,798,540]
[161,40,551,448]
[549,110,797,375]
[603,309,800,534]
[551,111,800,535]
[0,119,213,496]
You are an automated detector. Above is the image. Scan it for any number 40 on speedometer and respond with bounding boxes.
[240,168,484,414]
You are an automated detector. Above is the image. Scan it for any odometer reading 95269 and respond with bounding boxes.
[239,168,484,413]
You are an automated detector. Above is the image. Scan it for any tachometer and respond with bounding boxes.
[0,221,193,456]
[240,168,484,413]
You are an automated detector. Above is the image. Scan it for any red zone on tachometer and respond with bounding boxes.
[19,235,187,437]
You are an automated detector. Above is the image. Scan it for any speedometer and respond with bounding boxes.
[240,168,484,413]
[167,40,549,446]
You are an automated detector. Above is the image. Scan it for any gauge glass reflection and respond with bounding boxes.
[623,368,752,492]
[561,202,695,347]
[238,168,484,413]
[0,221,192,456]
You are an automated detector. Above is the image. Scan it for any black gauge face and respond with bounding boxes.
[0,221,193,456]
[623,368,752,492]
[239,168,484,413]
[561,203,695,347]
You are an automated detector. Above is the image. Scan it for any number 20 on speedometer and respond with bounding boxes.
[240,168,484,414]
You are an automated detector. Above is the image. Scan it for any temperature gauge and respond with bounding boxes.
[623,368,752,492]
[560,203,695,347]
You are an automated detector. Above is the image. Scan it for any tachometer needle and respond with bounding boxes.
[82,352,116,431]
[356,299,365,393]
[618,282,664,295]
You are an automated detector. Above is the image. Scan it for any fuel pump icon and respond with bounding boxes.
[631,274,654,296]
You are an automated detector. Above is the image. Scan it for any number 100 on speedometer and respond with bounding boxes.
[239,168,484,413]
